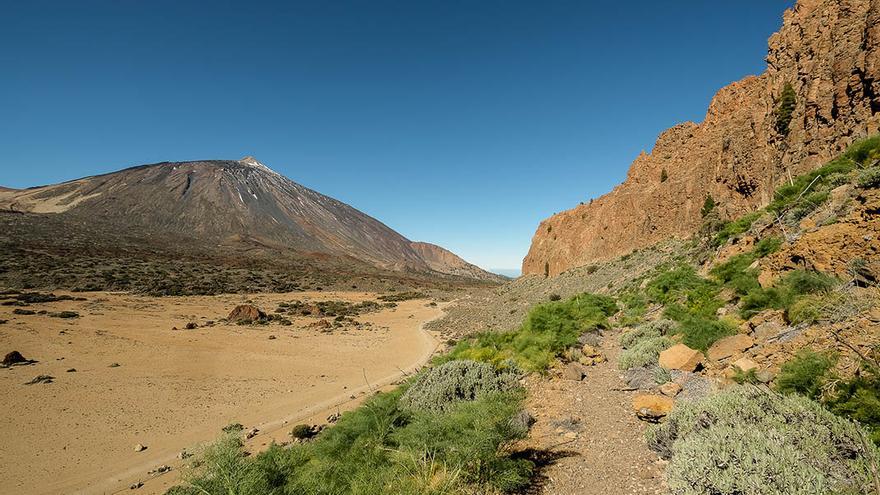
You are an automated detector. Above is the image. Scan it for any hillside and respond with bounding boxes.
[524,0,880,276]
[0,157,499,293]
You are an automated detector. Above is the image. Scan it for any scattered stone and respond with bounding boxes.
[732,357,759,373]
[562,362,587,381]
[148,464,171,474]
[134,443,147,452]
[0,319,7,324]
[25,374,54,385]
[659,382,682,397]
[109,362,120,368]
[755,369,776,384]
[246,428,259,439]
[130,481,143,490]
[326,412,340,423]
[177,449,192,460]
[268,335,277,340]
[312,319,332,329]
[659,344,703,372]
[707,334,755,361]
[227,304,266,323]
[632,394,674,422]
[184,322,198,330]
[66,368,77,373]
[12,309,35,315]
[171,326,178,331]
[752,321,784,341]
[510,409,535,433]
[49,311,79,319]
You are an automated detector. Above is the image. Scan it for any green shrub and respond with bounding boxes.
[779,269,837,296]
[843,134,880,166]
[775,82,797,135]
[290,424,315,440]
[443,293,617,372]
[619,319,676,349]
[700,195,716,218]
[827,371,880,445]
[647,385,879,495]
[672,315,735,352]
[775,350,838,399]
[399,360,521,414]
[712,211,763,247]
[181,434,271,495]
[787,295,824,324]
[857,166,880,188]
[618,335,673,370]
[768,159,856,215]
[739,270,837,319]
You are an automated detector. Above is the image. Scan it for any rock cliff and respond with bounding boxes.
[523,0,880,276]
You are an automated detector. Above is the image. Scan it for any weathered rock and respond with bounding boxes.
[562,362,587,381]
[707,334,755,361]
[134,443,147,452]
[659,344,703,372]
[227,304,266,323]
[659,382,682,397]
[25,374,54,385]
[522,0,880,276]
[755,369,776,384]
[732,357,760,373]
[3,351,28,366]
[633,394,674,422]
[753,321,785,341]
[578,332,602,348]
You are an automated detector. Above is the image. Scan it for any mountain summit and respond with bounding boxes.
[1,158,500,282]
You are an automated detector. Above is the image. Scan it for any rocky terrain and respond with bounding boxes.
[0,157,500,294]
[524,0,880,276]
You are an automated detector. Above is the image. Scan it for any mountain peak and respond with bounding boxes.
[238,156,279,176]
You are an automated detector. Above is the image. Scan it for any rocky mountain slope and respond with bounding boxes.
[0,157,500,289]
[410,242,507,282]
[524,0,880,276]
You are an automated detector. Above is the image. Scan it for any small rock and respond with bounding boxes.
[632,394,674,422]
[732,357,759,373]
[130,481,143,490]
[177,449,192,460]
[755,369,776,383]
[134,443,147,452]
[326,412,340,423]
[148,464,171,474]
[268,335,277,340]
[66,368,77,373]
[184,322,198,330]
[510,409,535,433]
[578,332,602,348]
[562,362,587,381]
[752,321,784,341]
[659,382,682,397]
[623,366,661,390]
[707,334,755,361]
[659,344,703,372]
[246,428,259,439]
[109,362,120,368]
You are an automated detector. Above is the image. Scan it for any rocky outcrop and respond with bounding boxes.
[524,0,880,276]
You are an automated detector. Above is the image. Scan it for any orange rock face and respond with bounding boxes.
[659,344,703,372]
[523,0,880,276]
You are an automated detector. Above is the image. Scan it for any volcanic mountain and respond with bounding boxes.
[0,157,501,288]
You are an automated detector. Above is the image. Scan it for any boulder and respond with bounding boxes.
[632,394,674,422]
[707,334,755,361]
[732,357,759,373]
[562,362,587,381]
[755,369,776,383]
[2,351,28,366]
[227,304,265,323]
[659,344,703,372]
[659,382,682,397]
[753,321,784,341]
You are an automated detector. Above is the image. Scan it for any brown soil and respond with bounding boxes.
[0,290,445,495]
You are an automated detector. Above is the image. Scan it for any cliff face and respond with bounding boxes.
[523,0,880,277]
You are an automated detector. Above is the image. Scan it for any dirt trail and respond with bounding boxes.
[0,291,445,495]
[524,330,666,495]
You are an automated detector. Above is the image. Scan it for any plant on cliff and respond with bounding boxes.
[700,194,716,218]
[775,82,797,136]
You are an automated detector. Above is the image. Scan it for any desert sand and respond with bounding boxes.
[0,291,444,495]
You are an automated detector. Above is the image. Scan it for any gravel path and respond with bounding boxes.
[522,330,666,495]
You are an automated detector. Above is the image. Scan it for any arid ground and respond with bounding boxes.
[0,291,444,494]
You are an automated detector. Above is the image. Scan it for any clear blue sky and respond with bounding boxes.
[1,1,793,272]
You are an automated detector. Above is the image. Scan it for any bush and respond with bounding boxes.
[775,82,796,135]
[619,319,676,349]
[290,424,315,440]
[700,195,716,218]
[672,315,735,352]
[618,336,674,371]
[548,293,561,301]
[857,166,880,188]
[775,350,837,399]
[181,434,271,495]
[399,360,521,414]
[712,211,763,247]
[443,293,617,371]
[647,385,879,495]
[843,134,880,166]
[739,270,837,319]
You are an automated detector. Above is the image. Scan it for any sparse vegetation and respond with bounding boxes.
[775,82,797,135]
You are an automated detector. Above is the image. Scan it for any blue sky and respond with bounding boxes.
[0,1,793,272]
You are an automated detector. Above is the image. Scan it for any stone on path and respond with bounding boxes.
[632,394,674,422]
[659,344,702,372]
